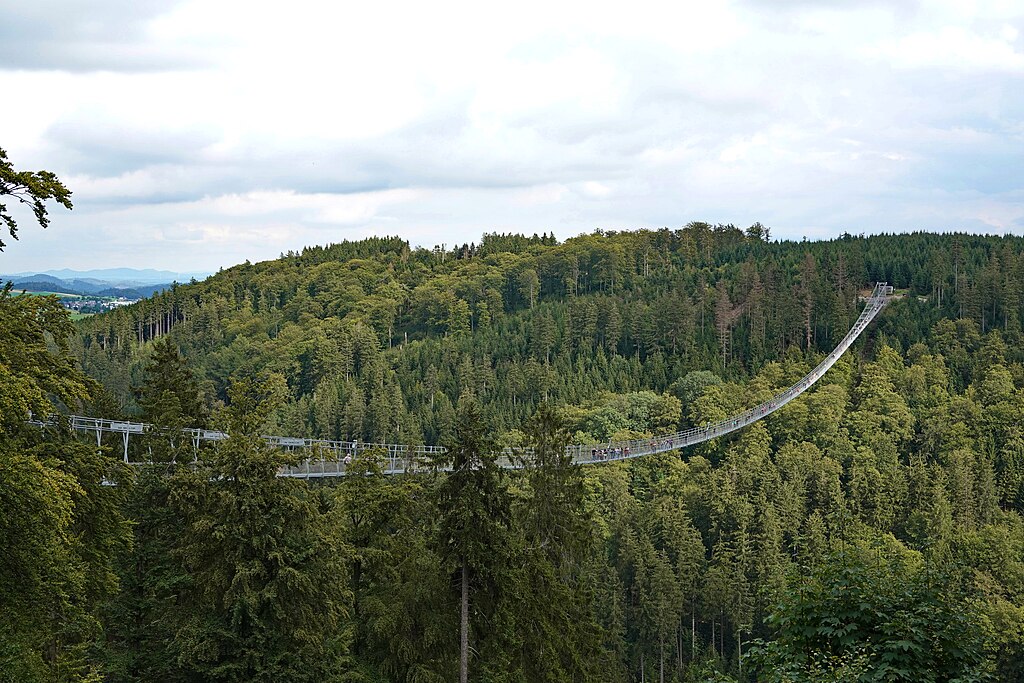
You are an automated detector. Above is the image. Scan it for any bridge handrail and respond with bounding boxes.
[45,283,891,477]
[558,282,890,464]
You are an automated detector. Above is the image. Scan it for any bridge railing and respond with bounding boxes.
[565,283,890,465]
[43,282,891,477]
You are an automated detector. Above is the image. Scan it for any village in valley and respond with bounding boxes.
[57,294,137,315]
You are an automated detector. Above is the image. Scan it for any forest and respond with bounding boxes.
[4,223,1024,682]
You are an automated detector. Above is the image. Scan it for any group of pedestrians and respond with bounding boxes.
[589,436,689,462]
[591,446,631,460]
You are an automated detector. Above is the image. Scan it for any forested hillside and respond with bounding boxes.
[76,226,1024,444]
[6,225,1024,681]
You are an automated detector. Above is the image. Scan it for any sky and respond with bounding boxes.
[1,0,1022,272]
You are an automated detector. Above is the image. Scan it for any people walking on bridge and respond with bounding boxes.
[48,283,891,477]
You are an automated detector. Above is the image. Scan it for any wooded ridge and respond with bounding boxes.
[4,225,1024,681]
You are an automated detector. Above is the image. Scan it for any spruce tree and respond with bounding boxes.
[501,403,603,681]
[435,398,510,683]
[170,375,349,681]
[103,338,208,681]
[138,337,207,432]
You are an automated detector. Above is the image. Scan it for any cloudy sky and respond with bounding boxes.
[1,0,1022,272]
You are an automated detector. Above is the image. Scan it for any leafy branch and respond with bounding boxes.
[0,146,73,251]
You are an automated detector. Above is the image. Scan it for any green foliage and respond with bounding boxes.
[169,375,350,681]
[435,399,511,682]
[0,284,91,426]
[0,285,129,681]
[16,226,1024,680]
[747,547,992,682]
[496,403,605,681]
[0,146,73,250]
[101,341,211,681]
[437,398,510,575]
[137,338,207,431]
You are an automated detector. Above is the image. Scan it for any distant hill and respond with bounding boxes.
[2,267,210,286]
[95,284,172,298]
[74,228,1024,443]
[4,273,180,299]
[8,278,83,296]
[9,273,65,288]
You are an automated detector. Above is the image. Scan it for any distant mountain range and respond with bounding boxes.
[2,269,211,299]
[2,268,210,285]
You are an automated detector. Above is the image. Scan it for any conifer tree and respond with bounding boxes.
[170,375,349,681]
[501,403,603,681]
[139,339,206,426]
[103,338,209,680]
[435,398,510,683]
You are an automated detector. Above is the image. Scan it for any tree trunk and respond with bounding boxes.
[691,611,696,659]
[460,561,469,683]
[738,627,742,677]
[659,638,664,683]
[677,621,683,674]
[352,558,362,655]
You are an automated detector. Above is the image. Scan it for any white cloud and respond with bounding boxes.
[579,181,612,198]
[1,0,1022,271]
[191,189,417,223]
[512,184,569,206]
[870,26,1024,71]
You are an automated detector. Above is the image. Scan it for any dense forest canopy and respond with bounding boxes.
[4,224,1024,681]
[77,226,1024,445]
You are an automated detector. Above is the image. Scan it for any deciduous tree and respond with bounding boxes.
[0,146,73,250]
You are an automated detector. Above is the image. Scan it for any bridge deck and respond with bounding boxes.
[39,283,892,477]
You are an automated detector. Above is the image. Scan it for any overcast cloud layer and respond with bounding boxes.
[1,0,1022,271]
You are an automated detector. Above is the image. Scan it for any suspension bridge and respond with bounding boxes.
[35,283,893,477]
